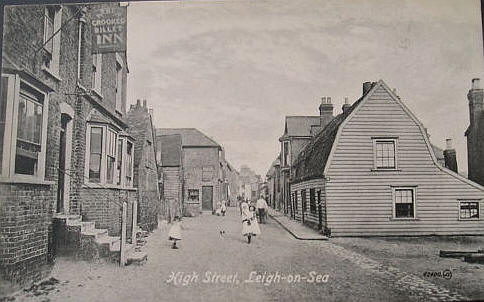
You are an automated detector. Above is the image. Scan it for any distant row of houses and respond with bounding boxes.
[266,79,484,237]
[0,2,241,293]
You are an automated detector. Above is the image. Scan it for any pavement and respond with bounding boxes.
[4,207,474,302]
[267,207,328,240]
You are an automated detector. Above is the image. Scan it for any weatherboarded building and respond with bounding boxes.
[292,80,484,237]
[156,133,183,219]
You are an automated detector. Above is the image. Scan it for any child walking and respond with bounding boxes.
[168,216,183,249]
[241,204,261,244]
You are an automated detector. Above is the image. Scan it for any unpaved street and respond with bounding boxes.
[9,208,470,302]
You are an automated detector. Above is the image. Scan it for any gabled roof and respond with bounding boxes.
[280,116,320,139]
[158,134,182,167]
[292,88,371,182]
[292,80,484,191]
[156,128,221,149]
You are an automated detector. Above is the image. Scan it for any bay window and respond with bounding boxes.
[85,123,133,187]
[106,129,116,184]
[116,138,123,185]
[0,73,49,182]
[126,141,133,186]
[88,127,102,183]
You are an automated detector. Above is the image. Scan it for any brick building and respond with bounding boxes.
[156,128,223,216]
[466,78,484,186]
[266,156,281,210]
[0,3,134,292]
[278,98,334,218]
[126,99,160,231]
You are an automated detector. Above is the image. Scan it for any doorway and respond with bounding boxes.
[202,186,213,211]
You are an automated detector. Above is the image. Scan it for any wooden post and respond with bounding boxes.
[120,201,127,266]
[132,200,137,245]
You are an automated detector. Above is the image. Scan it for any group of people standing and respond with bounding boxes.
[167,196,270,248]
[239,196,268,244]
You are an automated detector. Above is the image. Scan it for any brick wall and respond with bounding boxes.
[0,183,54,292]
[0,3,131,291]
[182,147,221,214]
[126,102,160,231]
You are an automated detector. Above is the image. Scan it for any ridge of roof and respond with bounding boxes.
[292,83,376,182]
[156,128,221,148]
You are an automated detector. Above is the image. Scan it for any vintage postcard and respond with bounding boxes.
[0,0,483,301]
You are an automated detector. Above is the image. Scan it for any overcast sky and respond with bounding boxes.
[126,0,484,177]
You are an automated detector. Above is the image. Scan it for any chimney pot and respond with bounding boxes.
[446,138,453,150]
[327,97,332,104]
[130,104,135,110]
[344,97,349,105]
[472,78,481,90]
[143,99,147,108]
[136,99,141,107]
[321,97,326,104]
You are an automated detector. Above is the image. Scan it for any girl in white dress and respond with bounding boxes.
[241,204,261,244]
[168,216,183,249]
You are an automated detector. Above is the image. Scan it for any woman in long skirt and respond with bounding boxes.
[241,204,261,244]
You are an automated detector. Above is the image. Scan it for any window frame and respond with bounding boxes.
[391,186,417,220]
[187,189,200,203]
[0,73,50,183]
[115,53,123,113]
[42,6,62,78]
[458,200,480,220]
[301,189,307,213]
[372,137,398,171]
[91,53,103,96]
[282,140,290,166]
[202,166,214,182]
[309,188,316,214]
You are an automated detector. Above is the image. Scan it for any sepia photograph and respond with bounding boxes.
[0,0,484,301]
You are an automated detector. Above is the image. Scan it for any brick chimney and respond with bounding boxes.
[363,82,373,95]
[467,78,484,184]
[468,78,483,129]
[319,96,334,128]
[342,97,351,114]
[443,138,458,173]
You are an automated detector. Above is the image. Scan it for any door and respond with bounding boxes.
[56,115,69,213]
[202,186,213,211]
